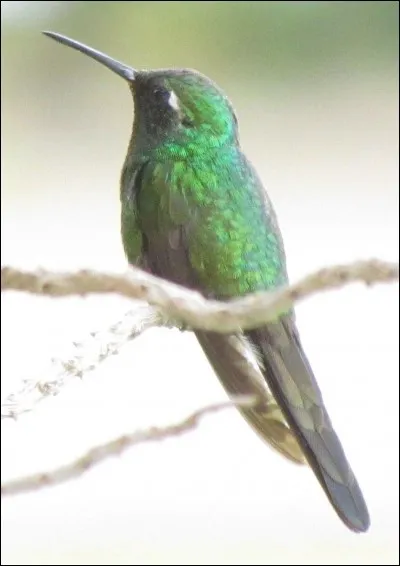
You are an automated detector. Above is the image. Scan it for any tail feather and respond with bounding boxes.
[247,319,370,533]
[195,330,305,464]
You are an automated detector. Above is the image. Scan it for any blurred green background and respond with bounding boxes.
[1,2,399,565]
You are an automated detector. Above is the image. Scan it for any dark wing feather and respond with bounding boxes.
[127,159,305,463]
[196,330,305,463]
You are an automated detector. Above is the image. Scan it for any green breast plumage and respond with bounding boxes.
[121,146,288,299]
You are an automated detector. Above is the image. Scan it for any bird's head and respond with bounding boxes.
[43,32,239,156]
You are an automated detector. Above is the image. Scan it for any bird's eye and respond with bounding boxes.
[153,87,181,115]
[153,86,170,102]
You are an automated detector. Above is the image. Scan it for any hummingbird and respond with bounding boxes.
[43,31,370,533]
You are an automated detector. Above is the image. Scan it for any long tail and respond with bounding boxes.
[196,320,370,533]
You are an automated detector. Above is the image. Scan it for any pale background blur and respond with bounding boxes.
[1,2,399,565]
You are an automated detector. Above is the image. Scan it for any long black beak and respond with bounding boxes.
[42,31,135,82]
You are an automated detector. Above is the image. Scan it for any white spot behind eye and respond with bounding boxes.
[167,90,180,112]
